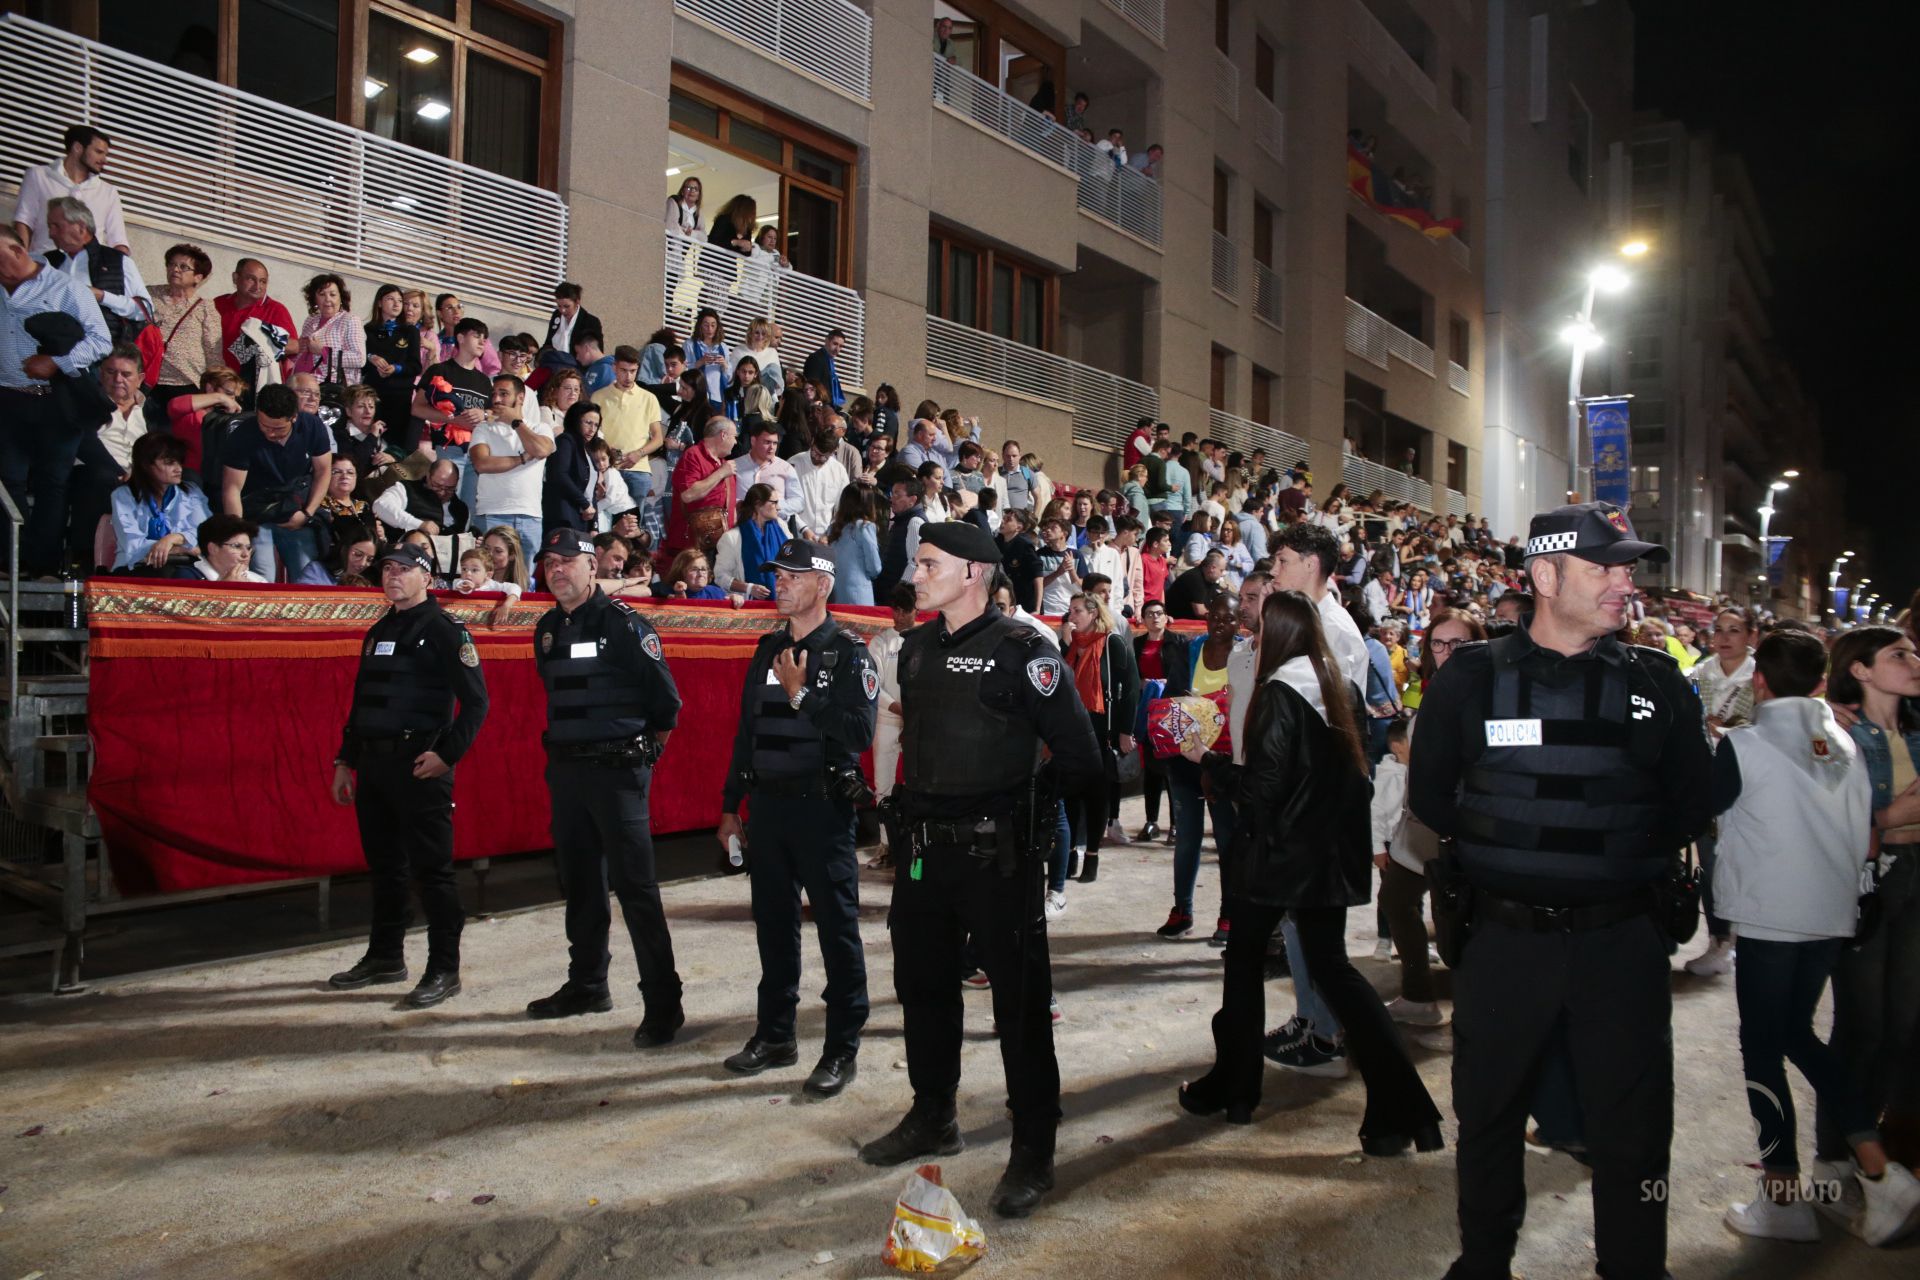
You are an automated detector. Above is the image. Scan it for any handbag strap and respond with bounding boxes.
[164,295,204,348]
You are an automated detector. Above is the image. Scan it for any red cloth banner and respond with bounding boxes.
[1346,144,1462,238]
[84,580,891,897]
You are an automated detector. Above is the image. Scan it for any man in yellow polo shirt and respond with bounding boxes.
[595,343,666,531]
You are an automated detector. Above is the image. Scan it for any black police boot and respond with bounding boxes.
[403,970,461,1008]
[857,1110,964,1166]
[722,1035,799,1075]
[633,1004,685,1049]
[802,1050,858,1098]
[526,982,614,1019]
[328,956,408,989]
[988,1144,1056,1218]
[1077,853,1100,883]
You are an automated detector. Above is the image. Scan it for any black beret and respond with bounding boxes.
[919,520,1002,565]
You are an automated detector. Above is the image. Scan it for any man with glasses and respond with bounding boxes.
[328,541,490,1009]
[177,513,265,582]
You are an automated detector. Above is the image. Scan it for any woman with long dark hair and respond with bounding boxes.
[825,484,882,605]
[543,401,601,534]
[1178,590,1442,1151]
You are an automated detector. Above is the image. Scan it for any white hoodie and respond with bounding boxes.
[1714,697,1873,942]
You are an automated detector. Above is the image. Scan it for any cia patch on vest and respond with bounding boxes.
[1484,718,1543,747]
[1027,656,1062,696]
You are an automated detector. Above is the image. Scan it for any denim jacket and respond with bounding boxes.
[1844,713,1920,812]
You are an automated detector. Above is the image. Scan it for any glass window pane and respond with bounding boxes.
[928,238,943,316]
[729,119,783,166]
[786,186,840,281]
[793,146,845,188]
[237,0,337,120]
[98,0,219,78]
[365,14,454,158]
[948,247,977,327]
[471,0,551,59]
[1020,276,1044,348]
[391,0,456,18]
[991,264,1013,338]
[465,53,541,184]
[669,91,720,138]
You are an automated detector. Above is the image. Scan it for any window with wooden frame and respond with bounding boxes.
[935,0,1064,108]
[1253,200,1276,269]
[668,70,858,286]
[64,1,561,188]
[1251,365,1276,427]
[926,226,1055,351]
[1255,35,1276,102]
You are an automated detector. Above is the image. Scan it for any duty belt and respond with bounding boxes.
[752,773,828,796]
[545,734,658,765]
[1474,887,1656,934]
[355,728,440,751]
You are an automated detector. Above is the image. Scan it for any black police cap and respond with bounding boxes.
[919,521,1002,565]
[376,542,434,572]
[770,539,836,577]
[1525,501,1670,565]
[540,528,595,559]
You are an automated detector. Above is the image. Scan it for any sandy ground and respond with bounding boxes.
[1,796,1912,1280]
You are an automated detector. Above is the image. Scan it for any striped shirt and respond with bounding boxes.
[0,263,111,388]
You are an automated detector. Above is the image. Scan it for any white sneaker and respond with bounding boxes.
[1810,1158,1864,1232]
[1044,890,1067,922]
[1685,936,1734,977]
[1371,937,1394,960]
[1858,1162,1920,1246]
[1724,1184,1819,1242]
[1067,846,1086,879]
[1103,821,1132,846]
[1384,996,1446,1027]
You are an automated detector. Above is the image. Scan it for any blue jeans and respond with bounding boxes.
[1047,802,1071,894]
[251,524,319,581]
[476,513,541,585]
[1697,834,1728,938]
[1737,935,1875,1175]
[1283,914,1342,1036]
[1168,762,1234,919]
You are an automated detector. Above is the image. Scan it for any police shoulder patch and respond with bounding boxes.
[1027,656,1062,696]
[861,663,880,701]
[540,629,553,654]
[459,641,480,668]
[641,631,664,662]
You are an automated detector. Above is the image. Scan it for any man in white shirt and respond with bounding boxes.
[1272,522,1368,690]
[42,197,149,340]
[790,424,850,540]
[13,125,129,256]
[467,374,553,574]
[1362,565,1395,627]
[734,419,802,521]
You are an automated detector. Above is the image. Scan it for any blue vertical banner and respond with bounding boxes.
[1833,587,1850,619]
[1766,535,1791,586]
[1585,399,1631,508]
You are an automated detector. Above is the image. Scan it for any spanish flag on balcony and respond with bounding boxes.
[1347,145,1462,239]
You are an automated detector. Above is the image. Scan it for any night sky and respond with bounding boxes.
[1633,2,1914,605]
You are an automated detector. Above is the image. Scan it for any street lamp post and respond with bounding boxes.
[1562,242,1646,501]
[1828,551,1855,621]
[1755,469,1799,603]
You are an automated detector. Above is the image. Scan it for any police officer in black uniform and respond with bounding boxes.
[526,529,687,1049]
[716,540,878,1096]
[329,541,489,1008]
[856,522,1102,1220]
[1409,503,1714,1280]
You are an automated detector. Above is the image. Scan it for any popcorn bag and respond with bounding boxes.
[881,1164,988,1272]
[1144,692,1231,760]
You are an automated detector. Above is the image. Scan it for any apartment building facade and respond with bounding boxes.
[1,0,1486,516]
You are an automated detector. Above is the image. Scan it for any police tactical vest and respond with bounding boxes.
[541,619,656,745]
[351,620,454,737]
[900,615,1039,796]
[1452,633,1669,890]
[747,632,846,781]
[874,505,925,598]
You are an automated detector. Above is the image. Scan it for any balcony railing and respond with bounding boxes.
[1254,262,1284,328]
[1348,0,1437,109]
[0,15,567,316]
[1344,297,1435,376]
[1252,93,1286,165]
[1344,455,1433,511]
[929,58,1161,247]
[1209,409,1311,471]
[1444,487,1468,519]
[1211,232,1239,299]
[1213,49,1240,120]
[675,0,872,102]
[926,316,1158,454]
[1447,361,1470,396]
[1447,236,1470,272]
[1099,0,1166,42]
[664,230,865,387]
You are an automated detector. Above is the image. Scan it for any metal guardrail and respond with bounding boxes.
[1252,94,1286,165]
[930,57,1162,247]
[1348,0,1437,108]
[1343,454,1434,511]
[676,0,872,102]
[926,315,1158,453]
[1445,487,1468,519]
[1099,0,1166,42]
[0,15,569,317]
[1448,360,1470,395]
[1208,409,1311,470]
[1254,262,1284,328]
[662,230,865,388]
[1213,49,1240,120]
[1211,231,1239,299]
[1344,297,1435,376]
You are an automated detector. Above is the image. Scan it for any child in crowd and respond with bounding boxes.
[588,437,638,533]
[454,546,520,627]
[1713,630,1920,1244]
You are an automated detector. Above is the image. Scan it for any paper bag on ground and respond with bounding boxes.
[881,1163,987,1272]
